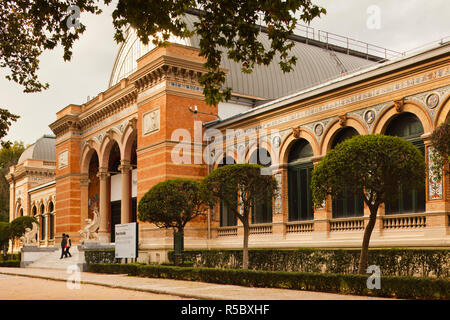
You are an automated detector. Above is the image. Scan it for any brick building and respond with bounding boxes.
[7,13,450,262]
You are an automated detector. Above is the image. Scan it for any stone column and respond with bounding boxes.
[273,167,286,236]
[9,180,15,223]
[119,160,132,225]
[422,134,447,238]
[97,168,110,243]
[80,176,90,226]
[44,213,49,247]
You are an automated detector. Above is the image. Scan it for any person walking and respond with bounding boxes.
[65,234,72,258]
[60,233,67,259]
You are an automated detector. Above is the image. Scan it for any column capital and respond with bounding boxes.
[421,132,433,144]
[97,168,110,180]
[80,177,90,187]
[118,160,133,173]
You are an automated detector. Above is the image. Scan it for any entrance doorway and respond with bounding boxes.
[110,200,121,242]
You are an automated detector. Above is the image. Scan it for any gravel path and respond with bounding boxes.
[0,267,391,300]
[0,273,190,300]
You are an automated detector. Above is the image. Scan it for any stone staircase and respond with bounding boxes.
[26,246,84,270]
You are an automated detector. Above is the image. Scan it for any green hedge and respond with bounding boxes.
[168,248,450,278]
[84,249,118,265]
[161,261,195,268]
[0,260,20,268]
[86,263,450,299]
[0,253,21,262]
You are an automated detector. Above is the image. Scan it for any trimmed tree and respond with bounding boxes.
[311,134,425,274]
[138,179,214,265]
[202,163,278,269]
[430,120,450,180]
[9,216,39,248]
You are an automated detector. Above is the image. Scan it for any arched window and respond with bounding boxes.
[40,204,45,241]
[19,208,23,217]
[288,139,314,221]
[385,113,425,214]
[249,148,273,224]
[331,127,364,218]
[48,202,55,240]
[219,156,237,227]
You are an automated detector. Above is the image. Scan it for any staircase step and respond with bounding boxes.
[26,247,82,270]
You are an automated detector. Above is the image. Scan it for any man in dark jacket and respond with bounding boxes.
[60,233,67,259]
[65,234,72,258]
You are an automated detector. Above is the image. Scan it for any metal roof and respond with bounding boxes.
[109,13,378,99]
[18,135,56,164]
[182,13,377,100]
[207,40,450,129]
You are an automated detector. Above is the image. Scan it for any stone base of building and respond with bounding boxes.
[20,246,59,267]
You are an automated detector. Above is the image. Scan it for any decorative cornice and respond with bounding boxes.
[49,114,80,136]
[53,52,208,136]
[133,63,205,92]
[78,90,138,130]
[7,164,56,182]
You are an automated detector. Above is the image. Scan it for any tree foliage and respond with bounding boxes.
[202,163,278,269]
[311,134,425,274]
[9,216,38,240]
[1,0,325,106]
[312,134,425,206]
[0,221,11,258]
[0,141,25,222]
[0,109,20,147]
[138,179,213,232]
[430,120,450,180]
[0,0,102,93]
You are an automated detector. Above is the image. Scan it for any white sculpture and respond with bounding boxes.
[79,208,100,243]
[20,222,38,245]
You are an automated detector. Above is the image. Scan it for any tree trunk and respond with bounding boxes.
[242,219,249,269]
[358,205,378,274]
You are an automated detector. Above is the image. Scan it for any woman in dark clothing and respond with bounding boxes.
[60,233,66,259]
[65,234,72,258]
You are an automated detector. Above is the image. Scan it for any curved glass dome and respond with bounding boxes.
[109,27,192,87]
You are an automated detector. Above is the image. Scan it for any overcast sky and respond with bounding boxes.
[1,0,449,146]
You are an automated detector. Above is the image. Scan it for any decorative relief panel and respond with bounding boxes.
[237,143,246,163]
[274,173,283,215]
[348,102,389,132]
[58,150,69,169]
[143,108,160,136]
[211,82,449,165]
[117,122,127,134]
[426,93,439,109]
[427,146,443,201]
[407,85,450,122]
[315,201,326,211]
[272,135,281,150]
[302,117,336,144]
[245,67,449,134]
